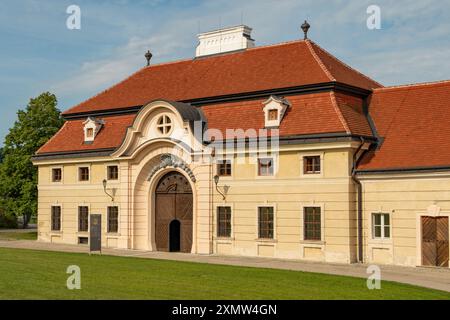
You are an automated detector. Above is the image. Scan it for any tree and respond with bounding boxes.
[0,92,64,228]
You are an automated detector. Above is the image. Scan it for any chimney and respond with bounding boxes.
[195,25,255,58]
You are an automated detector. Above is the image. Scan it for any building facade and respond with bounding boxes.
[33,25,450,268]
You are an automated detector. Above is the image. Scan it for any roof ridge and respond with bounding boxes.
[374,79,450,92]
[308,40,383,88]
[330,92,351,134]
[305,40,335,81]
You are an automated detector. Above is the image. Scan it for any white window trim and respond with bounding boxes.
[255,203,277,242]
[371,212,391,240]
[106,205,121,236]
[214,203,234,242]
[76,203,90,235]
[255,156,277,179]
[106,164,120,183]
[50,166,63,184]
[77,164,91,183]
[300,203,325,243]
[299,152,324,178]
[215,157,234,181]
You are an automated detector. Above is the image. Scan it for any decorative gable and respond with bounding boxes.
[82,117,104,143]
[262,96,291,128]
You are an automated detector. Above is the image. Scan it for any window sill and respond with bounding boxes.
[49,231,62,235]
[106,233,120,238]
[300,240,326,245]
[368,238,392,245]
[256,238,277,243]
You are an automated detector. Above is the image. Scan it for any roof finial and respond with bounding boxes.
[145,50,153,66]
[301,20,310,40]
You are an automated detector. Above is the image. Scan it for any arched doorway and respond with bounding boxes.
[155,172,193,253]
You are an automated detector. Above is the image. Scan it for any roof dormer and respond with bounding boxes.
[83,117,104,143]
[262,96,291,128]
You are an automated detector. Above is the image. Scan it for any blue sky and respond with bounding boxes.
[1,0,450,144]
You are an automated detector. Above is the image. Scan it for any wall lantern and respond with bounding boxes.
[213,175,226,200]
[102,179,115,202]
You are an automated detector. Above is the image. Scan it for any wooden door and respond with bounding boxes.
[155,172,193,253]
[422,216,449,267]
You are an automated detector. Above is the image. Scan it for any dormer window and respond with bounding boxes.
[262,96,290,128]
[86,128,94,138]
[268,109,278,121]
[83,117,104,143]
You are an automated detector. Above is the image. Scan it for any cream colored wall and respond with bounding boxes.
[360,173,450,267]
[37,162,124,247]
[35,146,359,264]
[212,149,358,263]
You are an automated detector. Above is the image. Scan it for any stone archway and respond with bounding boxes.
[154,171,193,252]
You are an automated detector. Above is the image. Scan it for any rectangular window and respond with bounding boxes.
[304,156,321,174]
[51,206,61,231]
[217,206,232,238]
[78,237,89,245]
[78,206,89,232]
[108,206,119,233]
[258,207,274,239]
[304,207,321,241]
[107,165,119,180]
[217,160,232,176]
[372,213,390,239]
[52,168,62,182]
[268,109,278,120]
[258,158,274,176]
[79,167,89,181]
[86,128,94,138]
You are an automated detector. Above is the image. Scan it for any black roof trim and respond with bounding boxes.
[32,148,115,161]
[356,165,450,175]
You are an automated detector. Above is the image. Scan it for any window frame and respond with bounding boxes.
[107,206,119,234]
[372,213,391,240]
[51,205,61,231]
[216,206,232,238]
[258,158,274,177]
[303,156,321,174]
[107,165,119,181]
[217,160,232,177]
[303,207,322,241]
[156,114,173,135]
[86,127,94,138]
[258,206,275,240]
[78,166,90,182]
[78,206,89,232]
[51,167,63,183]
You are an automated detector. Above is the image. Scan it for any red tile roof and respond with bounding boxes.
[37,92,373,154]
[63,40,381,115]
[358,80,450,171]
[36,114,135,154]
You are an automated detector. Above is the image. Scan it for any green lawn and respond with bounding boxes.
[0,231,37,241]
[0,247,449,300]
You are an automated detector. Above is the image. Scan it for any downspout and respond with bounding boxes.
[351,137,367,263]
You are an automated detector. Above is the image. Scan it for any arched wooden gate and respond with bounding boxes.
[155,172,193,253]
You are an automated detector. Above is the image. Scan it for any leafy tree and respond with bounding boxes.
[0,92,64,228]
